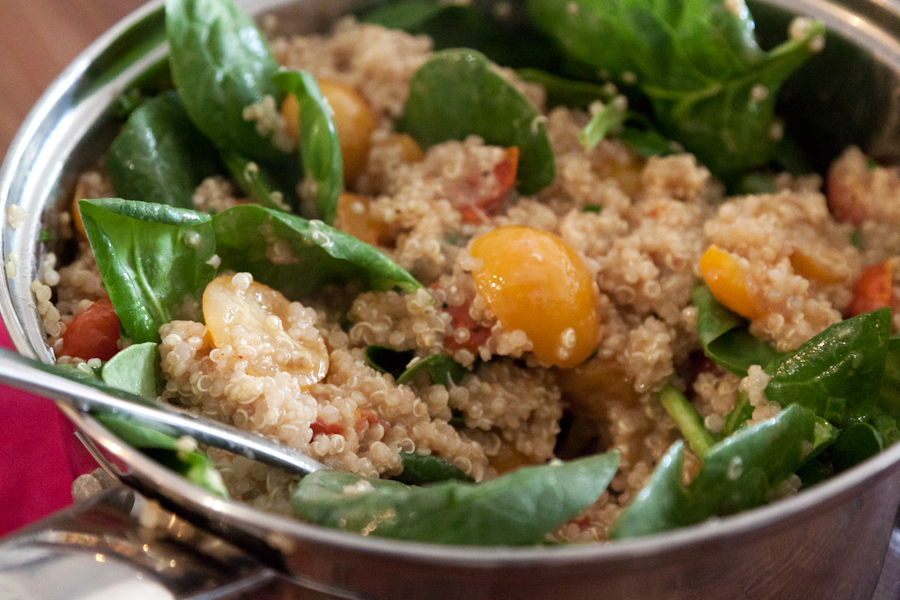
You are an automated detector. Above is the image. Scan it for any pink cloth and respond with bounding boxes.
[0,320,96,537]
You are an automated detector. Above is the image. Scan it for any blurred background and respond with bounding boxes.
[0,0,144,537]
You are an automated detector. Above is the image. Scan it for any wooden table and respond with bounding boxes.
[0,0,146,156]
[0,0,145,536]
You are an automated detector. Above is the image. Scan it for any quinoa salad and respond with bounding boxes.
[22,0,900,545]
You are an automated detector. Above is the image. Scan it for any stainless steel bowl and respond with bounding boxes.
[2,1,900,598]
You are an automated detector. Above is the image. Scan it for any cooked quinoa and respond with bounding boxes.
[35,15,900,542]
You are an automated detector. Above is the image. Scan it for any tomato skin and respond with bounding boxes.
[458,147,519,225]
[60,297,121,361]
[846,261,895,317]
[310,418,344,437]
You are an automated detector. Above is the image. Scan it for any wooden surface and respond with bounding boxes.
[0,0,146,156]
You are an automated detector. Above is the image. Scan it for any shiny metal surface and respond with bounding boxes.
[0,348,327,477]
[3,0,900,598]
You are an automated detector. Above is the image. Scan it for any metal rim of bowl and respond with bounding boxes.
[2,0,900,570]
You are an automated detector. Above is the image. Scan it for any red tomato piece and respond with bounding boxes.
[59,297,120,361]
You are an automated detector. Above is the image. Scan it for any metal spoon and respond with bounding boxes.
[0,347,327,477]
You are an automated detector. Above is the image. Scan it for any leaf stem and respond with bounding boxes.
[660,385,715,459]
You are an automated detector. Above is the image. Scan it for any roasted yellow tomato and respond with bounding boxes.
[470,226,600,368]
[699,244,763,320]
[202,274,329,385]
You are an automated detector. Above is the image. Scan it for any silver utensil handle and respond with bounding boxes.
[0,347,326,477]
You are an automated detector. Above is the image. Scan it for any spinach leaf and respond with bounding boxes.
[212,204,421,299]
[49,357,227,497]
[393,452,473,485]
[617,126,678,158]
[360,2,563,72]
[692,284,781,377]
[764,309,891,427]
[877,336,900,419]
[516,68,615,109]
[96,415,228,497]
[102,342,161,400]
[105,91,221,209]
[222,151,292,213]
[79,199,216,344]
[396,353,468,387]
[273,70,343,224]
[400,49,555,195]
[527,0,825,178]
[659,386,715,458]
[830,422,882,474]
[611,404,816,539]
[165,0,286,162]
[365,346,415,379]
[292,451,619,545]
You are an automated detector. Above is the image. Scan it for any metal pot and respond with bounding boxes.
[2,1,900,598]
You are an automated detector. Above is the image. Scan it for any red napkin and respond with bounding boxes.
[0,320,96,537]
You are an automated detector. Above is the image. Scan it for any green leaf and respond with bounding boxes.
[396,353,468,387]
[831,422,883,473]
[692,284,781,377]
[165,0,286,162]
[392,452,473,485]
[764,309,892,427]
[273,70,343,224]
[96,415,228,498]
[527,0,825,178]
[659,386,715,458]
[102,342,161,400]
[516,68,616,109]
[400,49,555,195]
[611,404,817,539]
[222,151,293,213]
[212,204,421,299]
[292,451,619,545]
[105,92,221,209]
[617,126,678,158]
[79,199,216,344]
[361,2,563,72]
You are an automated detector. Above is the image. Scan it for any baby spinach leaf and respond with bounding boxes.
[102,342,161,401]
[273,70,343,224]
[396,353,468,387]
[365,346,415,379]
[79,199,216,344]
[358,0,445,30]
[617,126,678,158]
[165,0,285,162]
[96,415,228,498]
[830,422,882,474]
[106,91,221,209]
[222,152,292,213]
[527,0,825,178]
[400,49,555,195]
[361,2,562,72]
[611,404,816,539]
[659,386,715,458]
[764,309,891,427]
[692,284,781,377]
[292,451,619,545]
[393,452,473,485]
[877,336,900,419]
[212,204,421,299]
[516,68,615,109]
